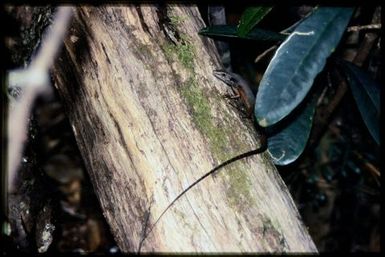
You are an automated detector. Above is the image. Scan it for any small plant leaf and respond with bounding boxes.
[267,96,317,166]
[339,60,380,144]
[255,7,354,127]
[199,25,286,42]
[237,6,273,37]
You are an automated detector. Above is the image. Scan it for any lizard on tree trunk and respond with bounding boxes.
[138,70,267,252]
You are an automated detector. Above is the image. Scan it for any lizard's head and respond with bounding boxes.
[213,70,238,87]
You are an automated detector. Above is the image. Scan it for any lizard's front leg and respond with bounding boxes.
[223,86,240,99]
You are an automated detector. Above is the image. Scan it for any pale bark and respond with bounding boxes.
[52,5,317,253]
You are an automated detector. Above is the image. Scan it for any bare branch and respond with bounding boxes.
[7,6,73,193]
[347,24,381,32]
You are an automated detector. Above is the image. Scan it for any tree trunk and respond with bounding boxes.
[52,5,317,253]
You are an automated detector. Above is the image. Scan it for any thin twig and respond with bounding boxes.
[347,24,381,32]
[7,6,73,193]
[254,45,278,64]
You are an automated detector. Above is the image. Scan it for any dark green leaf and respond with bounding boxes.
[339,60,380,144]
[199,25,286,42]
[267,97,316,166]
[237,6,273,37]
[255,7,354,127]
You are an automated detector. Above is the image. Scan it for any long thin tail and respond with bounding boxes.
[139,136,267,248]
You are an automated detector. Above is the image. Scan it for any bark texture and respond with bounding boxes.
[52,5,317,253]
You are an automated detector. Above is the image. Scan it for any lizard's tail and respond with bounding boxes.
[138,135,267,251]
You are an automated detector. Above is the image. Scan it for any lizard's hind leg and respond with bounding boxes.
[224,97,248,117]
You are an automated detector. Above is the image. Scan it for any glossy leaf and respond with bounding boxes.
[267,97,316,165]
[339,60,380,144]
[255,7,354,127]
[237,6,273,37]
[199,25,286,42]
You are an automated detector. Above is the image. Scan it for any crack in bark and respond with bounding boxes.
[185,195,216,249]
[137,204,152,253]
[156,3,182,45]
[135,5,152,37]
